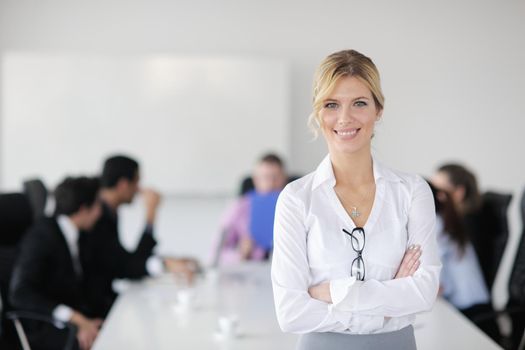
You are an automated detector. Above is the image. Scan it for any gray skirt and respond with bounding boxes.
[296,326,416,350]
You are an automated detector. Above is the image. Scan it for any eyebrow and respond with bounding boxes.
[324,96,370,102]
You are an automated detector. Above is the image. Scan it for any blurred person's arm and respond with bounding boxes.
[88,189,162,280]
[239,235,254,260]
[210,196,251,265]
[142,188,161,226]
[70,311,103,350]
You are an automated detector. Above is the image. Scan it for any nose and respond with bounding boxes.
[337,105,354,125]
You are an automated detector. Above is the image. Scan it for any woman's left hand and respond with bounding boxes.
[395,245,422,279]
[308,282,332,303]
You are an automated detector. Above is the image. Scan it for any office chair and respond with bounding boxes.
[0,193,33,343]
[0,193,76,350]
[506,189,525,350]
[0,193,33,349]
[5,311,77,350]
[469,190,525,350]
[469,192,512,291]
[22,179,48,221]
[239,176,255,196]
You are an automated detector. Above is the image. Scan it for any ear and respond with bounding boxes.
[76,204,88,215]
[72,205,88,224]
[116,178,129,190]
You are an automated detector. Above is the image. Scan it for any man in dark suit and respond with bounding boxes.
[80,155,197,317]
[10,177,103,350]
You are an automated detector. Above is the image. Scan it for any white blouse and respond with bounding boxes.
[271,155,441,334]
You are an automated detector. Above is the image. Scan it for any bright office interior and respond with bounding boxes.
[0,0,524,349]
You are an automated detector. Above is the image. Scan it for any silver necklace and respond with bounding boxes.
[340,184,375,219]
[350,206,361,219]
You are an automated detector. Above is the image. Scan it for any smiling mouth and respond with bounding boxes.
[334,128,360,138]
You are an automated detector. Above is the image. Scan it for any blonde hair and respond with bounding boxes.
[308,49,385,136]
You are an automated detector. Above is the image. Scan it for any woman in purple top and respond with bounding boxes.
[213,154,287,266]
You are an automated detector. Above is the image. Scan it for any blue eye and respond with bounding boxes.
[324,102,338,109]
[354,100,368,107]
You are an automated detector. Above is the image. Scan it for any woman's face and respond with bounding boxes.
[431,171,454,193]
[432,171,465,209]
[318,76,382,156]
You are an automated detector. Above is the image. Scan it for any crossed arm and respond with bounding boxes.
[308,245,423,303]
[271,178,441,334]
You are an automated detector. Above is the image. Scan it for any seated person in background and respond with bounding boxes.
[431,164,494,286]
[213,153,287,266]
[432,164,483,249]
[80,155,198,317]
[427,180,501,342]
[10,177,103,350]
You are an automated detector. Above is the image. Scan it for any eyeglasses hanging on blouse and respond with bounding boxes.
[343,227,365,281]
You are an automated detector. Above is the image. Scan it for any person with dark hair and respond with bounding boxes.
[431,163,497,287]
[212,153,287,266]
[432,163,481,216]
[100,155,139,189]
[10,177,103,350]
[80,154,198,317]
[426,180,500,341]
[259,153,284,168]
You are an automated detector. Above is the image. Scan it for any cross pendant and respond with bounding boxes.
[350,207,361,218]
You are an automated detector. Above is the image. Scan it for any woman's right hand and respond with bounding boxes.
[395,245,422,279]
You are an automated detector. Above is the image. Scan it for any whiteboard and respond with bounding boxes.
[1,53,289,194]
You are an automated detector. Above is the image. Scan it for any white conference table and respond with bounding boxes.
[92,262,502,350]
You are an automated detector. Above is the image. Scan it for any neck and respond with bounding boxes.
[330,148,374,188]
[100,189,121,211]
[67,214,83,231]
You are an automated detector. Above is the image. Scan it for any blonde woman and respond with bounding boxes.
[271,49,441,349]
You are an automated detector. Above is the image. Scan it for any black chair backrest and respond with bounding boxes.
[470,192,512,291]
[23,179,48,221]
[509,189,525,303]
[0,193,33,338]
[239,176,255,196]
[0,193,34,246]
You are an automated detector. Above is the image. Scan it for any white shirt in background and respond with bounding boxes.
[53,215,81,322]
[436,217,490,309]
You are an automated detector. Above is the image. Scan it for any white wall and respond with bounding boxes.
[1,53,289,195]
[1,0,524,307]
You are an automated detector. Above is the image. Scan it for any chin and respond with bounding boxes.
[332,144,365,155]
[335,139,371,154]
